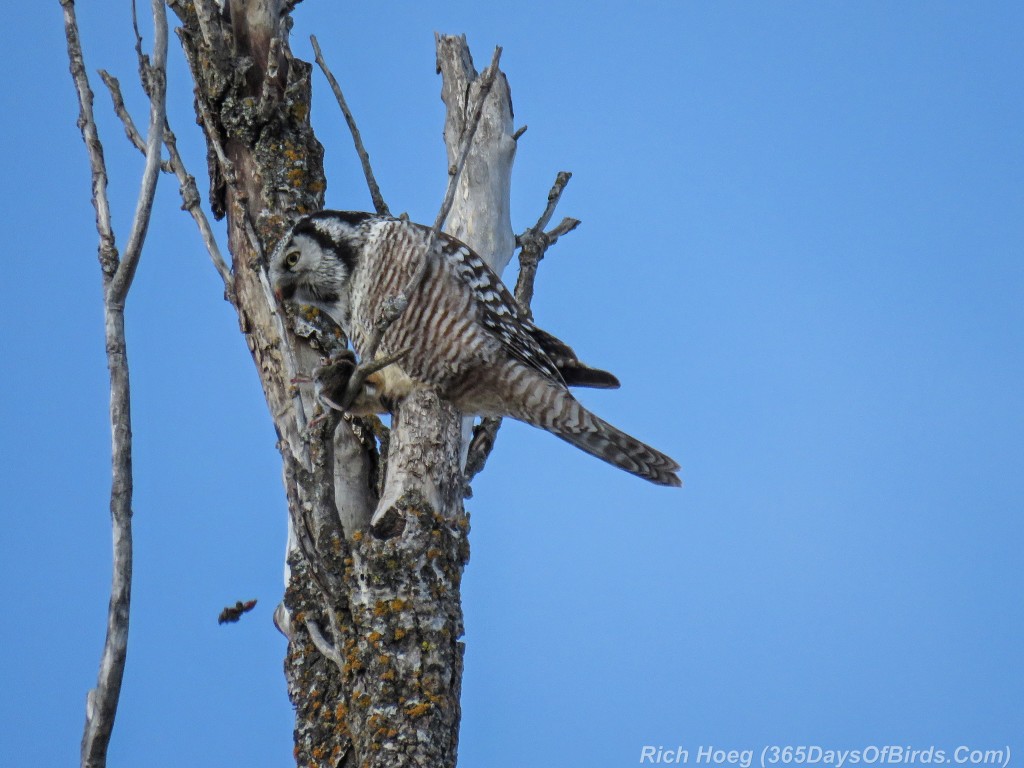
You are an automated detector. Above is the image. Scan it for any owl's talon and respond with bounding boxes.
[340,346,411,411]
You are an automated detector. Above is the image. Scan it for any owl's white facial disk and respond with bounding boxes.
[269,214,368,329]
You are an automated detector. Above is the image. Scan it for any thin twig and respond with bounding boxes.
[61,0,116,276]
[164,125,234,295]
[514,171,577,317]
[310,34,389,216]
[108,0,167,304]
[97,71,172,171]
[544,216,581,243]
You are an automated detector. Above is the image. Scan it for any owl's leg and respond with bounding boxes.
[338,346,411,413]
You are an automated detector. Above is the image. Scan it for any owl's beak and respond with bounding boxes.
[275,282,297,302]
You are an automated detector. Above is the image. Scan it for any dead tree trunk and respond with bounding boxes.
[169,3,515,765]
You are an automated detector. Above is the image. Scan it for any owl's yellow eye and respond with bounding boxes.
[285,251,300,268]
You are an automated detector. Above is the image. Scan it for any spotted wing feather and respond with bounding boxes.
[432,232,566,384]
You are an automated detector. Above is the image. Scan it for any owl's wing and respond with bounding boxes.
[432,232,567,385]
[525,325,620,389]
[433,231,619,389]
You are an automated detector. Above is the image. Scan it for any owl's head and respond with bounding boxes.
[269,211,375,322]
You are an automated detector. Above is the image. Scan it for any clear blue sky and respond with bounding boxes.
[2,2,1022,766]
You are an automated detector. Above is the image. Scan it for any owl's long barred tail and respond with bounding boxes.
[511,374,682,487]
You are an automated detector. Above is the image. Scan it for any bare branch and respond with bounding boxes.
[61,0,116,276]
[65,2,168,766]
[545,215,581,243]
[528,170,572,236]
[130,0,145,83]
[163,124,235,296]
[310,34,389,216]
[109,0,168,304]
[514,170,576,317]
[98,71,233,296]
[97,71,171,171]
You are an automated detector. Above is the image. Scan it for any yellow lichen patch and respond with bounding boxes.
[352,531,364,543]
[405,701,432,718]
[389,598,406,612]
[427,691,446,706]
[426,548,442,560]
[393,627,406,640]
[381,669,396,681]
[367,631,382,644]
